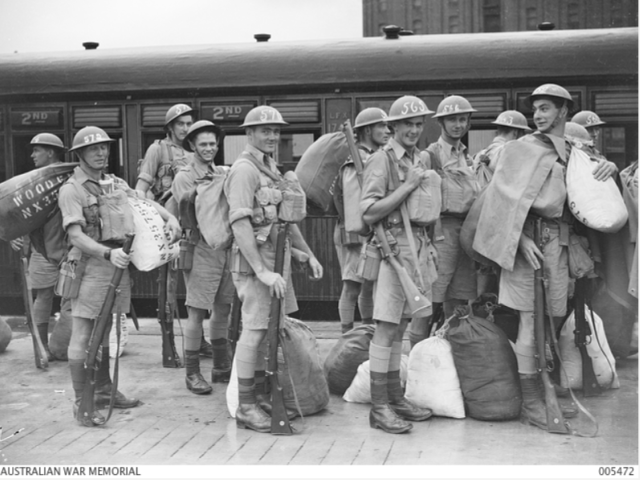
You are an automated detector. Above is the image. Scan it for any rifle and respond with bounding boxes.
[265,222,293,435]
[533,218,569,434]
[76,234,134,427]
[343,120,430,316]
[17,241,48,370]
[573,278,603,396]
[157,262,182,368]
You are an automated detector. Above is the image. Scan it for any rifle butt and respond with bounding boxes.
[20,255,48,369]
[580,349,604,397]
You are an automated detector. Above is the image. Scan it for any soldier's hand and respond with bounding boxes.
[308,256,323,280]
[518,234,544,270]
[592,159,617,181]
[405,166,428,190]
[110,248,131,269]
[256,270,287,299]
[9,238,24,252]
[164,215,182,244]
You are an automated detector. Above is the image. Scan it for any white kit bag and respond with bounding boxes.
[128,197,179,271]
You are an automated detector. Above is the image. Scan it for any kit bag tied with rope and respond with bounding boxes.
[558,305,620,390]
[447,301,522,421]
[323,324,376,395]
[278,171,307,223]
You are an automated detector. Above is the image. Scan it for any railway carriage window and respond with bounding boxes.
[601,127,627,171]
[483,0,502,32]
[468,130,497,157]
[526,5,537,30]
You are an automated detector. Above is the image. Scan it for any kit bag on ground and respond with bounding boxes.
[195,168,232,250]
[558,305,620,390]
[0,317,12,353]
[343,355,408,404]
[0,163,77,241]
[404,335,465,419]
[323,324,376,395]
[447,307,522,421]
[49,312,72,360]
[128,196,180,271]
[566,147,628,233]
[295,131,349,213]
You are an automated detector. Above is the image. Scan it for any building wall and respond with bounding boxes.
[363,0,638,36]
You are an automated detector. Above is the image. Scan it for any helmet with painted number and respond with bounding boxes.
[491,110,532,131]
[240,105,288,128]
[529,84,574,110]
[183,120,224,152]
[564,122,592,145]
[69,126,115,152]
[432,95,477,118]
[387,95,433,122]
[30,133,65,150]
[354,108,389,129]
[164,104,196,127]
[571,110,606,128]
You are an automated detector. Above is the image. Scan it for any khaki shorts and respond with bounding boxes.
[372,228,437,324]
[432,216,477,303]
[232,239,298,330]
[28,251,58,289]
[499,229,568,317]
[72,256,131,318]
[183,239,235,310]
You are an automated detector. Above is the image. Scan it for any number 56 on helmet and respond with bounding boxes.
[387,95,434,122]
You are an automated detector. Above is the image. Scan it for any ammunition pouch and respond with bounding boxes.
[97,190,135,243]
[230,243,253,275]
[568,233,595,279]
[55,249,87,299]
[356,241,381,281]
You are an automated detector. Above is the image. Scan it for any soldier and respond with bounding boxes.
[58,126,181,425]
[473,110,532,173]
[171,121,235,394]
[469,84,616,430]
[571,110,606,146]
[10,133,72,361]
[408,95,480,346]
[225,106,323,432]
[360,95,438,434]
[333,108,390,333]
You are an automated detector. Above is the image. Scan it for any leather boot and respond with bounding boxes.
[70,360,105,427]
[36,323,54,362]
[94,347,140,409]
[185,350,212,395]
[236,403,271,433]
[387,371,432,422]
[520,374,550,430]
[199,332,213,358]
[369,371,412,434]
[341,322,354,334]
[211,339,231,383]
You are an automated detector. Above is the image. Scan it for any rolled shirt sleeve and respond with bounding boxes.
[137,142,162,185]
[224,160,260,225]
[58,182,86,231]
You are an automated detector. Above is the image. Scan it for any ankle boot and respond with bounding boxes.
[199,332,213,358]
[520,374,549,430]
[94,347,140,408]
[36,323,54,362]
[236,403,271,433]
[387,371,432,422]
[70,360,105,427]
[185,350,212,394]
[211,339,231,383]
[341,322,354,335]
[369,371,412,434]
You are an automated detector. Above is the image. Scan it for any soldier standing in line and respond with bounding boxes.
[58,127,181,424]
[571,110,606,147]
[225,106,323,433]
[171,121,235,394]
[333,108,390,333]
[10,133,72,361]
[360,95,438,434]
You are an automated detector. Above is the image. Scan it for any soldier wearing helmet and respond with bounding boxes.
[572,110,606,144]
[224,106,323,432]
[58,126,181,426]
[332,107,390,334]
[359,95,438,434]
[409,95,480,347]
[473,110,532,173]
[468,84,618,432]
[135,103,196,201]
[10,133,71,362]
[171,121,235,395]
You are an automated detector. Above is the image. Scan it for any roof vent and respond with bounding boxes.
[383,25,402,39]
[83,42,99,50]
[537,22,556,31]
[254,34,271,43]
[398,29,414,36]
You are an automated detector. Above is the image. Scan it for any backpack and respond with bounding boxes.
[426,144,479,215]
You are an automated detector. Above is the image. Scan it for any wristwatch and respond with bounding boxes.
[104,249,112,261]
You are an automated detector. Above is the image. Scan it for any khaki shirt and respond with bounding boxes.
[171,157,223,205]
[429,136,471,170]
[138,137,193,197]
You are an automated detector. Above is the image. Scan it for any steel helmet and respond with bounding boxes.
[240,106,288,128]
[164,104,196,127]
[69,126,115,152]
[491,110,532,131]
[529,84,574,110]
[354,108,388,129]
[564,122,592,145]
[183,120,224,152]
[387,95,433,122]
[30,133,65,150]
[572,110,606,128]
[432,95,477,118]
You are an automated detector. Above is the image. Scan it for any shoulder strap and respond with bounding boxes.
[161,139,174,164]
[384,148,402,191]
[237,152,281,183]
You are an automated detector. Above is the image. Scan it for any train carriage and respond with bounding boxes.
[0,26,636,314]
